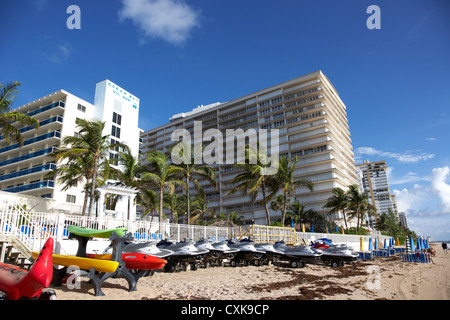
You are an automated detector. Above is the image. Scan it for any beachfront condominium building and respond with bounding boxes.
[356,160,399,227]
[140,70,358,226]
[0,80,142,214]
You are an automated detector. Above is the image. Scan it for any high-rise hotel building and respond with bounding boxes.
[140,71,358,225]
[0,80,141,213]
[356,160,399,226]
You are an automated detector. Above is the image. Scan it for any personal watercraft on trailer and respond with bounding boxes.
[194,238,226,267]
[211,240,239,261]
[108,240,174,259]
[273,241,322,268]
[240,238,283,265]
[311,238,333,251]
[227,239,266,267]
[316,244,359,267]
[157,239,209,272]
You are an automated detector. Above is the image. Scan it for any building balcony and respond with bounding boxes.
[0,131,61,155]
[2,179,55,193]
[0,163,57,182]
[25,101,65,118]
[0,116,63,142]
[0,147,57,169]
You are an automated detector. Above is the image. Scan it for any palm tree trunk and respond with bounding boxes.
[343,209,348,231]
[186,175,191,225]
[261,182,271,225]
[82,192,89,216]
[159,188,164,223]
[88,158,99,217]
[282,191,288,226]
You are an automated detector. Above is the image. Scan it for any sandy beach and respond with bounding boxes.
[48,244,449,301]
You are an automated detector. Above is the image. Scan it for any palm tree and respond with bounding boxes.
[228,144,276,225]
[323,187,350,231]
[190,196,216,225]
[117,149,144,187]
[163,193,186,224]
[170,142,217,225]
[271,155,314,225]
[138,189,158,220]
[0,81,39,145]
[270,194,288,221]
[346,184,371,232]
[141,151,185,224]
[286,200,315,228]
[53,118,129,216]
[46,153,94,215]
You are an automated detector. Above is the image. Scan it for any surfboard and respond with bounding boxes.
[67,225,127,238]
[86,253,167,270]
[31,252,119,273]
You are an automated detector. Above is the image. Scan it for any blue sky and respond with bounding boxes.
[1,0,449,240]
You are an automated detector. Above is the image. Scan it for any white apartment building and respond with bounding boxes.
[356,160,399,226]
[0,80,141,214]
[140,71,358,226]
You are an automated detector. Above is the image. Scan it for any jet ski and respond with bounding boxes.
[194,238,226,267]
[311,238,333,251]
[315,243,359,267]
[211,240,239,262]
[273,240,322,268]
[119,241,174,259]
[227,238,266,267]
[240,238,283,265]
[157,238,209,272]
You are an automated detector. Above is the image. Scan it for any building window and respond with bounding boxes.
[111,125,121,138]
[109,153,119,165]
[77,104,86,112]
[66,194,76,203]
[112,112,122,125]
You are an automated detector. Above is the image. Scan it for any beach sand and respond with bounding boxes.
[51,245,449,301]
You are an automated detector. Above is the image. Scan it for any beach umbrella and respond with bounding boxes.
[360,237,364,251]
[384,238,387,249]
[425,239,429,249]
[310,225,314,233]
[416,237,421,250]
[374,238,378,249]
[341,228,344,235]
[335,226,338,232]
[395,237,400,246]
[410,235,415,251]
[302,224,305,233]
[369,238,373,251]
[291,221,294,228]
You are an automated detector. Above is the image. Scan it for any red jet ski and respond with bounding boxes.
[0,237,54,300]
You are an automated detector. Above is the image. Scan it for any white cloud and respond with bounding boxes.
[425,137,437,141]
[393,166,450,239]
[118,0,201,45]
[430,166,450,213]
[388,167,430,185]
[355,147,435,163]
[40,39,71,64]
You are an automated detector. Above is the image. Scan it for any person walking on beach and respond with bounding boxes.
[442,242,448,254]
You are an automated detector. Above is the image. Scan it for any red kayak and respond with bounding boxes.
[86,253,167,270]
[0,237,54,300]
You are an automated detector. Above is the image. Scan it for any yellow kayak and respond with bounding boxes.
[32,252,119,273]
